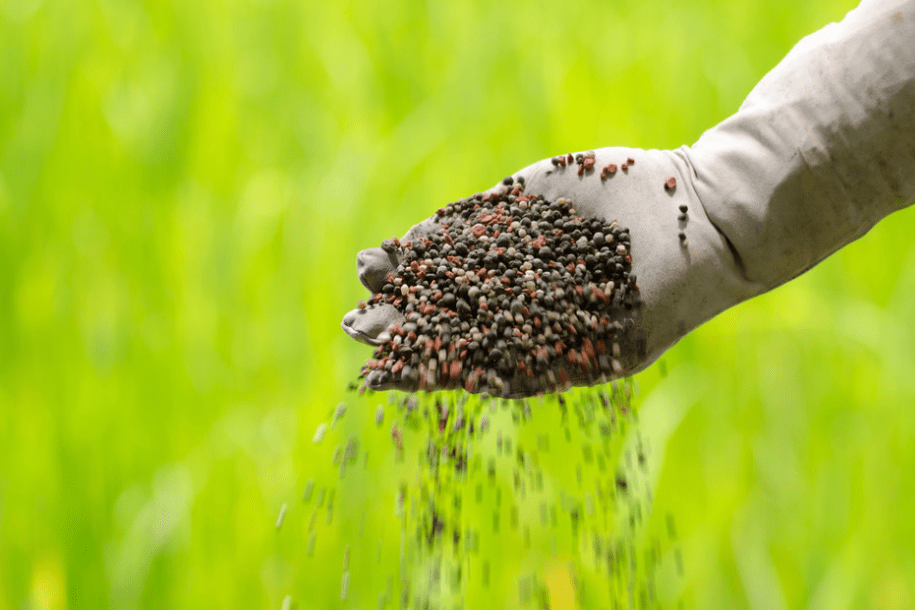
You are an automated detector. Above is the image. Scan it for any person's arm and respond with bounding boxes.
[342,0,915,396]
[689,0,915,289]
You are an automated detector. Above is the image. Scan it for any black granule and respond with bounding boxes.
[678,232,686,242]
[677,214,687,222]
[678,205,687,213]
[357,186,644,397]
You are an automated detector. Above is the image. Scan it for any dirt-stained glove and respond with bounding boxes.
[343,0,915,395]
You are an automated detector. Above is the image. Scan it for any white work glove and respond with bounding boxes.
[343,0,915,395]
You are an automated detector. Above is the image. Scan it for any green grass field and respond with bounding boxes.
[4,0,915,607]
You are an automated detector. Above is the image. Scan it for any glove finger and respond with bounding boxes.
[357,217,444,293]
[357,248,400,293]
[341,304,404,346]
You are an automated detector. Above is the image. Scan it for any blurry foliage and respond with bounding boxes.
[4,0,915,608]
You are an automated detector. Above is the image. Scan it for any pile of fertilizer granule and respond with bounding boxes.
[358,181,644,396]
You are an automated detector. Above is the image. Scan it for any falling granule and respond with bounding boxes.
[313,423,327,444]
[322,387,678,608]
[302,479,315,502]
[344,436,359,464]
[518,574,532,605]
[331,402,347,429]
[326,489,335,525]
[275,503,287,529]
[376,405,385,425]
[280,595,292,610]
[341,571,350,601]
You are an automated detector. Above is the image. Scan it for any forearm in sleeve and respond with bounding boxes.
[687,0,915,289]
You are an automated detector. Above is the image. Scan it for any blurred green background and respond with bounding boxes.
[4,0,915,608]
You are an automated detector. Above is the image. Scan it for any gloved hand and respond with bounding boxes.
[343,0,915,395]
[343,148,755,395]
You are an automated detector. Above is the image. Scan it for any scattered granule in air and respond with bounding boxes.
[329,385,675,606]
[331,402,347,429]
[313,423,327,444]
[341,571,350,601]
[344,435,359,464]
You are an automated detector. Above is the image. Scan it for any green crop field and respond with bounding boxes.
[3,0,915,608]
